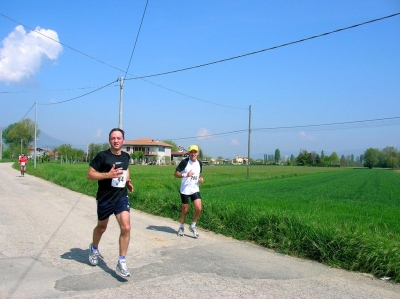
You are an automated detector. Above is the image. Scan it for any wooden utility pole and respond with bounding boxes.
[247,105,251,179]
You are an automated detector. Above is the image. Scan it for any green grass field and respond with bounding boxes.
[17,162,400,282]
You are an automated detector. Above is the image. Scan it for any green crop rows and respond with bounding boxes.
[22,163,400,282]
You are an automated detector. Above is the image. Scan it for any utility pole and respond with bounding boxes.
[247,105,251,179]
[119,77,124,129]
[20,139,23,154]
[0,127,2,160]
[34,101,37,169]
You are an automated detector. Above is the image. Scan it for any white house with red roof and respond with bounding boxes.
[122,138,172,165]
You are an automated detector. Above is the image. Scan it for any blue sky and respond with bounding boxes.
[1,1,399,159]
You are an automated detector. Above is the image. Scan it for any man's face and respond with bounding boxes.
[109,131,124,151]
[189,150,198,162]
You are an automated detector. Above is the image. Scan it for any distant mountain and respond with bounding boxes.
[35,131,67,149]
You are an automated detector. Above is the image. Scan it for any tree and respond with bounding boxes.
[364,148,379,169]
[274,149,281,163]
[198,147,204,160]
[2,123,17,144]
[88,143,103,161]
[387,157,398,169]
[56,144,74,157]
[329,152,339,166]
[340,155,348,167]
[131,151,144,162]
[5,119,41,147]
[308,151,318,165]
[378,151,389,168]
[163,140,179,152]
[296,150,310,166]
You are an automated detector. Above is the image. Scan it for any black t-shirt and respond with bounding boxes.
[89,149,130,203]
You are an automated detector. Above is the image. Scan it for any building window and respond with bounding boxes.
[158,147,165,152]
[126,147,130,152]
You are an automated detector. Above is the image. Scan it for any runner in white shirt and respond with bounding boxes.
[174,145,204,238]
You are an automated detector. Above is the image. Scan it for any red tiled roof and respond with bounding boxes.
[124,138,172,147]
[172,152,186,155]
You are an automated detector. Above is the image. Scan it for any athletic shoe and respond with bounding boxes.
[189,225,199,238]
[177,227,184,236]
[116,259,131,277]
[88,243,102,266]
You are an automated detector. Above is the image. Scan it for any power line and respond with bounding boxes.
[165,129,248,141]
[38,79,118,105]
[0,11,246,109]
[2,12,398,110]
[0,13,127,74]
[164,116,400,141]
[252,116,400,132]
[124,0,149,78]
[125,12,400,80]
[0,85,118,94]
[19,102,36,121]
[139,78,248,110]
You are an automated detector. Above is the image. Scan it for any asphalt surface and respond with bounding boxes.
[0,162,399,299]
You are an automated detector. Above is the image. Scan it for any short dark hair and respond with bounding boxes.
[109,128,125,139]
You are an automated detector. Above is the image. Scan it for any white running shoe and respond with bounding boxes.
[116,259,131,277]
[189,225,199,238]
[177,227,184,236]
[88,243,102,266]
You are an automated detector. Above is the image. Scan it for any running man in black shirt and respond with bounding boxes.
[86,128,134,277]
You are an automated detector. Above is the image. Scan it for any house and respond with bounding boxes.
[28,146,51,158]
[232,155,248,165]
[122,138,172,165]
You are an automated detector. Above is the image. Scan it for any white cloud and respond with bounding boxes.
[94,129,102,138]
[197,128,211,139]
[231,138,240,145]
[0,25,63,84]
[299,131,315,141]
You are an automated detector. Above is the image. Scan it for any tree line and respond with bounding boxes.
[261,147,399,169]
[2,119,398,169]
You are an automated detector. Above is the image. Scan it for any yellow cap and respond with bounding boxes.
[188,144,199,152]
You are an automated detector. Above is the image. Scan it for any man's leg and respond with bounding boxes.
[180,203,189,225]
[115,211,131,277]
[89,218,108,266]
[189,199,202,238]
[92,218,109,248]
[115,211,131,256]
[192,198,202,223]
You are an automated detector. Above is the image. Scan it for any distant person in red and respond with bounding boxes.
[18,153,28,177]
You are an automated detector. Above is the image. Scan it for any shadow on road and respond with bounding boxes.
[60,248,128,282]
[146,225,177,234]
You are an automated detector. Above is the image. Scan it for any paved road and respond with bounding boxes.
[0,162,399,299]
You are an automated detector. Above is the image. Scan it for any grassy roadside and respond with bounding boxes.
[14,162,400,283]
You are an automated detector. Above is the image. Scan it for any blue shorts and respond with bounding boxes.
[97,196,130,221]
[180,192,201,204]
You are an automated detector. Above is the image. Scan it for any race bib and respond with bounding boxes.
[111,170,127,188]
[20,162,26,166]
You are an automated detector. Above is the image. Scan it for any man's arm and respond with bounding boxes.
[126,168,134,193]
[86,164,122,181]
